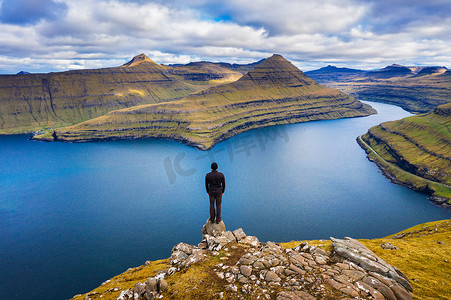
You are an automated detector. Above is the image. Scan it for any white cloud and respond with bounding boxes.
[0,0,450,73]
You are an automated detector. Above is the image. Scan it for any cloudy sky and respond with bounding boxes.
[0,0,450,74]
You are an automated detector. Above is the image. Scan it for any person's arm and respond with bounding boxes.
[205,174,209,194]
[221,175,225,194]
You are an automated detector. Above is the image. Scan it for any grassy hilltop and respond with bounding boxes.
[307,65,451,113]
[359,103,451,203]
[0,54,246,134]
[33,54,375,149]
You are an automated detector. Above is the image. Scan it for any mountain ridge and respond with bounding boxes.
[306,64,451,113]
[33,54,375,149]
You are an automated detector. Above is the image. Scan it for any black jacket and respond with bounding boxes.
[205,170,225,194]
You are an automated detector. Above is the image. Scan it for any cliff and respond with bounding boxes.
[358,103,451,205]
[0,54,248,134]
[306,65,451,113]
[33,54,375,149]
[71,219,451,300]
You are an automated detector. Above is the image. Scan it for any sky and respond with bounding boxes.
[0,0,450,74]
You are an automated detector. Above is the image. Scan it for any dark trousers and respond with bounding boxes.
[209,192,222,221]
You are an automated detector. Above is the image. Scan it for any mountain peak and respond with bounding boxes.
[121,53,160,68]
[236,54,315,87]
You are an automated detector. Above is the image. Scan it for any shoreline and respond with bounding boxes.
[357,135,451,210]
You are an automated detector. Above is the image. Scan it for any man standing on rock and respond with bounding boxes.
[205,162,225,224]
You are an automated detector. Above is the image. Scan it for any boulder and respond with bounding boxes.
[232,228,247,241]
[202,218,226,237]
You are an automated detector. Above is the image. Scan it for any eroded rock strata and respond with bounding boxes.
[34,54,375,149]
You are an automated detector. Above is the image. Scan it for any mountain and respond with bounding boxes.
[70,219,451,300]
[368,64,414,79]
[164,61,250,86]
[305,65,365,83]
[358,103,451,204]
[0,54,203,134]
[33,54,375,149]
[306,64,451,113]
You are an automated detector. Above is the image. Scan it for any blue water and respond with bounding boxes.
[0,101,449,299]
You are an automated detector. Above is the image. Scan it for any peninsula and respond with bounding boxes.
[33,54,375,150]
[358,103,451,206]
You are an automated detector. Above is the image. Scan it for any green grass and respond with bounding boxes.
[360,105,451,201]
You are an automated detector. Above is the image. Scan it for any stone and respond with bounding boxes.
[342,269,365,281]
[277,291,315,300]
[389,282,413,300]
[230,266,240,275]
[241,235,260,247]
[240,265,253,277]
[185,251,206,267]
[265,270,281,282]
[340,286,359,298]
[198,241,208,249]
[116,289,133,300]
[170,250,188,265]
[133,282,146,296]
[223,231,237,242]
[289,264,305,275]
[225,273,235,283]
[145,277,157,293]
[225,284,238,292]
[314,256,327,265]
[253,261,265,269]
[171,242,197,255]
[232,228,247,241]
[202,218,226,237]
[238,253,257,265]
[157,279,168,293]
[381,242,398,250]
[263,241,283,254]
[363,276,397,300]
[167,267,177,276]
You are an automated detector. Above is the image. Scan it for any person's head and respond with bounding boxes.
[211,162,218,171]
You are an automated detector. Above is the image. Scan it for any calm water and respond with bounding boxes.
[0,101,449,299]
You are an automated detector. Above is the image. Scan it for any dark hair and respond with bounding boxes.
[211,162,218,170]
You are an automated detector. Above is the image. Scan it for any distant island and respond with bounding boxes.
[32,54,375,150]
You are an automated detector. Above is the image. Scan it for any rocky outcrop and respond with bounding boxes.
[114,220,413,300]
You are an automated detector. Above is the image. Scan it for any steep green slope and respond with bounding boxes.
[307,65,450,113]
[0,54,202,134]
[34,54,375,149]
[359,103,451,203]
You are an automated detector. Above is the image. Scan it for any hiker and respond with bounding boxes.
[205,162,225,224]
